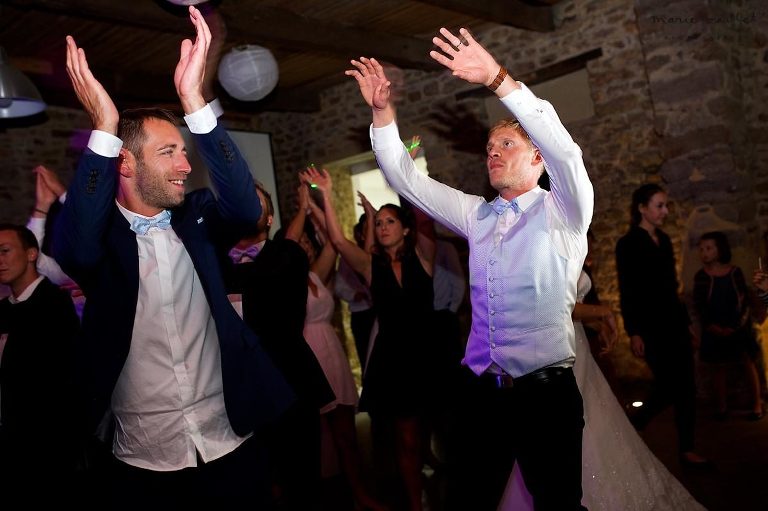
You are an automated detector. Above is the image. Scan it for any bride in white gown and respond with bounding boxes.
[498,270,706,511]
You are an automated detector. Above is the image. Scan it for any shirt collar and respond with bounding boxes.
[116,200,170,228]
[492,186,543,212]
[9,275,45,304]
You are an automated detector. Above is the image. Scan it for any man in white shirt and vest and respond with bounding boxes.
[345,27,593,511]
[53,7,293,502]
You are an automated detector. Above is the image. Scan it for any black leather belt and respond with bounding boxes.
[478,366,571,389]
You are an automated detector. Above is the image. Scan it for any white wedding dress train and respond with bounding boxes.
[497,271,706,511]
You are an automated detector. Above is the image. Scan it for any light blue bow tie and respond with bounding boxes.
[131,210,172,235]
[230,244,261,263]
[491,197,521,215]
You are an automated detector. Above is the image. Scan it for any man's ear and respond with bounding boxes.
[266,214,273,227]
[118,148,136,178]
[26,247,39,264]
[531,148,543,166]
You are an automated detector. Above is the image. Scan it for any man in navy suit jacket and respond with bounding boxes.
[53,6,293,500]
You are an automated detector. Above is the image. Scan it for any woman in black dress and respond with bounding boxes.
[303,165,436,511]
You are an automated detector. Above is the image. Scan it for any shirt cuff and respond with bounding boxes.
[87,130,123,157]
[184,103,218,134]
[499,82,540,117]
[209,98,224,119]
[26,216,45,239]
[370,120,402,151]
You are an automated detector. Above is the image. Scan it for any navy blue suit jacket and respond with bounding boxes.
[53,124,294,438]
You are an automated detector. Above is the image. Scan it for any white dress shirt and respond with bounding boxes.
[371,83,593,377]
[88,103,247,471]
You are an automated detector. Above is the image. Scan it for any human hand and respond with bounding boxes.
[174,5,211,113]
[33,166,59,210]
[345,57,391,111]
[301,165,332,195]
[429,28,509,88]
[65,36,119,134]
[200,4,227,102]
[406,135,422,158]
[598,312,619,354]
[630,335,645,358]
[34,165,66,198]
[357,191,376,217]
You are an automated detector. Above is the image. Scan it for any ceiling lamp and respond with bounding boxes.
[0,47,46,119]
[218,45,279,101]
[164,0,209,5]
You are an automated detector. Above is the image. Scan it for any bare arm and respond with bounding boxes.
[310,220,338,285]
[572,302,618,354]
[284,184,310,243]
[302,167,372,284]
[357,191,377,254]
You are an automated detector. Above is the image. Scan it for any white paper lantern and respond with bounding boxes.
[165,0,208,5]
[218,45,279,101]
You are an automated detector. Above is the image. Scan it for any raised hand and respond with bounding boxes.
[174,5,212,113]
[34,167,58,213]
[65,36,118,134]
[200,3,227,102]
[301,165,332,195]
[345,57,391,111]
[430,27,507,88]
[35,165,66,198]
[357,191,376,217]
[406,135,422,159]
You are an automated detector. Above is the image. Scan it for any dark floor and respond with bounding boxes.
[320,379,768,511]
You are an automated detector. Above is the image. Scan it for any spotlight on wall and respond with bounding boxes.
[0,48,46,119]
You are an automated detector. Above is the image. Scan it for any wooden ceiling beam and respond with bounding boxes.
[415,0,557,32]
[7,0,441,70]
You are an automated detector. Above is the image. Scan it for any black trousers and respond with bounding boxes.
[444,367,587,511]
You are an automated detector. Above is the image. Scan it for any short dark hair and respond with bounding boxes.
[699,231,732,264]
[0,223,39,252]
[118,108,180,162]
[630,183,665,226]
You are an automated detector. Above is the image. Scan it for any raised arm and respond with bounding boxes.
[28,166,74,287]
[284,184,310,243]
[53,34,121,284]
[309,217,338,286]
[301,167,372,285]
[357,191,377,254]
